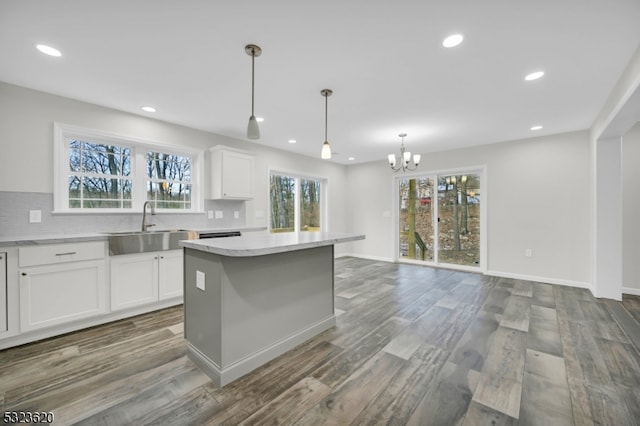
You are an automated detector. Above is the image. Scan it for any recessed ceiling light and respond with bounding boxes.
[525,71,545,81]
[256,117,264,122]
[442,34,464,48]
[36,44,61,57]
[530,125,543,131]
[348,157,355,161]
[141,106,156,112]
[288,139,297,144]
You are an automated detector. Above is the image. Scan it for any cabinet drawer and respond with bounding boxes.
[19,241,106,267]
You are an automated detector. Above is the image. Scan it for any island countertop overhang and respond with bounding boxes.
[179,232,365,257]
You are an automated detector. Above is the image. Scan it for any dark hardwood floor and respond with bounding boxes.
[2,257,640,425]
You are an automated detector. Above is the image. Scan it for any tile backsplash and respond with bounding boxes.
[0,191,246,237]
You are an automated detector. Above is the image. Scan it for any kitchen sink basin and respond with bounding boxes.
[106,229,198,255]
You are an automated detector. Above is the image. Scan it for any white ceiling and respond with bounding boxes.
[1,1,639,164]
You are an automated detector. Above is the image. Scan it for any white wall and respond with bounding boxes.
[345,131,592,287]
[0,81,616,287]
[0,82,350,248]
[623,122,640,292]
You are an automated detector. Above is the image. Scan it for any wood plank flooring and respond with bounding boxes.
[1,257,640,425]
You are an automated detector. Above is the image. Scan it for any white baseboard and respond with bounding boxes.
[623,287,640,296]
[485,269,592,291]
[339,255,593,293]
[336,252,394,263]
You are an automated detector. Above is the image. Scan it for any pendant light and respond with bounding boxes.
[320,89,333,159]
[245,44,262,140]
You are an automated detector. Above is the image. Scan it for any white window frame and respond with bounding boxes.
[268,169,328,233]
[53,123,204,213]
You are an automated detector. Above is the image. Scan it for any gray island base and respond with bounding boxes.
[180,232,365,387]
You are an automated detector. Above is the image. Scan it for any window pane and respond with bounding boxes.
[270,175,295,233]
[399,177,434,260]
[146,152,191,182]
[146,152,192,210]
[68,176,131,209]
[66,138,131,209]
[147,182,191,209]
[300,179,321,232]
[437,174,481,267]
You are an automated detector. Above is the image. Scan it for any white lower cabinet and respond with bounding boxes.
[110,249,183,311]
[158,250,184,300]
[1,240,187,350]
[19,260,107,332]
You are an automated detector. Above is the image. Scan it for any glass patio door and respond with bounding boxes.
[398,171,481,270]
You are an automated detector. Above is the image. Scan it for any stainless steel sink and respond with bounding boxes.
[106,229,198,255]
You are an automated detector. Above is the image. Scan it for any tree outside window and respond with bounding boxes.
[270,173,323,233]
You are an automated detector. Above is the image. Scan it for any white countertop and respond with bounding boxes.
[0,226,266,247]
[180,232,365,257]
[0,233,108,247]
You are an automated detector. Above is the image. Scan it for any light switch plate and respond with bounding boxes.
[207,210,214,219]
[234,211,240,219]
[196,271,205,291]
[29,210,42,223]
[215,210,223,219]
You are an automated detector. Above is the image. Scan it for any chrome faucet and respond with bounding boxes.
[142,201,156,231]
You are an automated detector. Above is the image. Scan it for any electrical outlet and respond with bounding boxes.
[234,211,240,219]
[196,271,205,291]
[525,249,533,257]
[207,210,214,219]
[215,210,223,219]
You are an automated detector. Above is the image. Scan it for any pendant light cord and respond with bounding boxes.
[324,92,328,141]
[251,49,255,116]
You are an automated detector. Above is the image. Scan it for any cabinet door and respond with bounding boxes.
[110,253,159,311]
[221,151,254,199]
[210,148,255,199]
[19,260,106,332]
[159,250,183,300]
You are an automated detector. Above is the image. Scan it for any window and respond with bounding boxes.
[54,124,203,213]
[68,140,132,208]
[146,152,192,209]
[270,172,325,233]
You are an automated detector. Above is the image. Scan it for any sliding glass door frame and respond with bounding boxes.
[391,165,487,273]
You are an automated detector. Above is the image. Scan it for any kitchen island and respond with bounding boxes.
[180,232,365,386]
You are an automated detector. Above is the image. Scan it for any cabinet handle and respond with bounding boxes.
[55,252,77,256]
[21,272,27,276]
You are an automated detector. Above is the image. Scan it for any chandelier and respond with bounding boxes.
[388,133,420,172]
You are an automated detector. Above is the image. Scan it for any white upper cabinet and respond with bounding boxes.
[209,146,255,200]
